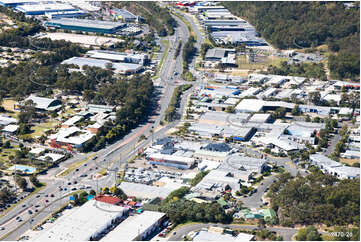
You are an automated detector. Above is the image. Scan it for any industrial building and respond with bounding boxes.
[222,154,269,173]
[0,115,17,126]
[101,211,167,241]
[45,10,87,19]
[15,3,77,15]
[111,8,137,22]
[194,142,232,161]
[86,50,148,65]
[310,154,360,179]
[147,153,195,169]
[235,98,339,116]
[0,0,46,7]
[249,113,272,123]
[33,200,129,241]
[204,48,236,66]
[61,57,143,74]
[211,31,268,46]
[203,19,246,26]
[45,18,126,34]
[39,32,124,47]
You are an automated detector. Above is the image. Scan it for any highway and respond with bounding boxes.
[1,4,198,241]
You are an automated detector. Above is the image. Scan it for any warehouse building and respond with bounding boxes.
[249,113,272,123]
[0,115,17,126]
[45,18,126,34]
[15,3,77,15]
[45,10,87,19]
[147,153,195,169]
[61,57,143,74]
[222,154,269,173]
[33,200,129,241]
[203,19,246,26]
[86,50,148,65]
[310,154,360,179]
[204,48,236,65]
[0,0,44,7]
[211,31,267,46]
[112,8,137,22]
[102,211,167,241]
[194,142,232,161]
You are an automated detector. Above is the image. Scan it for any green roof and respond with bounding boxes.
[262,208,277,218]
[217,198,228,207]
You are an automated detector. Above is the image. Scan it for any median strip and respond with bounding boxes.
[56,154,96,177]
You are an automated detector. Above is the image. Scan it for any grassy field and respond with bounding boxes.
[236,55,288,71]
[2,99,16,111]
[0,143,19,167]
[340,158,360,166]
[30,120,59,138]
[57,154,96,177]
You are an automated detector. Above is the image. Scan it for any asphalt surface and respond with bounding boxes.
[168,223,298,241]
[324,134,341,156]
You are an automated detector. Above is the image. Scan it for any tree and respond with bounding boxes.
[3,140,10,149]
[29,175,41,187]
[291,104,300,116]
[102,187,110,194]
[15,175,27,190]
[113,187,127,200]
[273,107,287,119]
[309,92,321,105]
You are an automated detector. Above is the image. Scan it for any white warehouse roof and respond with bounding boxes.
[34,200,128,241]
[235,99,264,112]
[102,211,165,241]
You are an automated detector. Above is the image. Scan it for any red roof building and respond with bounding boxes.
[176,1,195,7]
[94,195,121,205]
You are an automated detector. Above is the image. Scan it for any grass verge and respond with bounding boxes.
[152,39,170,80]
